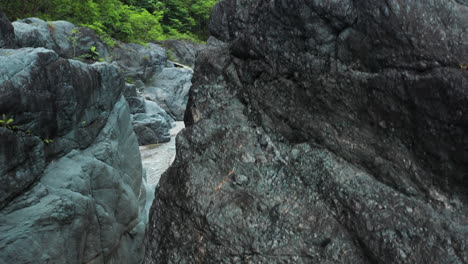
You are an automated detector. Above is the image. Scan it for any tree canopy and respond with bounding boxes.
[0,0,219,44]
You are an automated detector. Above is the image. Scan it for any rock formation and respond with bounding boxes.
[161,39,204,68]
[0,15,148,264]
[7,16,194,145]
[112,42,167,86]
[146,0,468,263]
[12,17,110,59]
[145,66,193,121]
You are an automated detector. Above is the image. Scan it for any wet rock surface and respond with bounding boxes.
[146,0,468,263]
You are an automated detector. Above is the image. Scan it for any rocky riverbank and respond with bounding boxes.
[0,10,196,264]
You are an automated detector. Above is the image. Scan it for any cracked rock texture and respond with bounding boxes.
[0,16,148,264]
[145,0,468,263]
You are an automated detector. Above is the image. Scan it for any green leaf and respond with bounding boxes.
[6,118,13,124]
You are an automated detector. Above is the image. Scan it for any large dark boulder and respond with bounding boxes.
[0,47,148,263]
[145,0,468,263]
[0,10,16,48]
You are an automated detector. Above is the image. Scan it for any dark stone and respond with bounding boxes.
[112,42,167,84]
[0,10,16,48]
[146,0,468,263]
[123,83,138,98]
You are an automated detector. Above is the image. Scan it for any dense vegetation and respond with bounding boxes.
[0,0,218,44]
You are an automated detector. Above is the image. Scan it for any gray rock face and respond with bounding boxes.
[12,18,109,59]
[112,42,167,84]
[0,47,147,263]
[132,113,171,145]
[145,0,468,263]
[107,37,180,147]
[127,96,147,114]
[131,100,174,146]
[122,83,174,145]
[161,39,204,68]
[145,67,193,121]
[0,10,16,48]
[145,99,175,125]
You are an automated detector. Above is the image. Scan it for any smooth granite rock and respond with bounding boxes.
[145,99,174,125]
[145,66,193,121]
[145,0,468,263]
[0,47,147,264]
[132,113,171,145]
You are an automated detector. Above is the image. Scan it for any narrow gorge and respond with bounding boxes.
[1,0,468,263]
[0,10,194,263]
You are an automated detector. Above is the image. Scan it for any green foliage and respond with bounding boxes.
[0,113,55,144]
[158,0,218,39]
[0,114,17,130]
[126,7,164,44]
[86,45,100,61]
[43,138,54,144]
[68,28,80,57]
[166,49,176,62]
[75,45,100,61]
[0,0,51,21]
[0,0,219,43]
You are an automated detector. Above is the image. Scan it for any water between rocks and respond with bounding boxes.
[140,121,185,187]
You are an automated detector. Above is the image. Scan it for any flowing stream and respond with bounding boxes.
[140,121,185,187]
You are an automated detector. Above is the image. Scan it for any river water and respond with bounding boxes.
[140,121,185,187]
